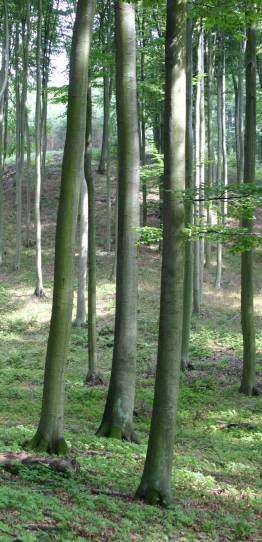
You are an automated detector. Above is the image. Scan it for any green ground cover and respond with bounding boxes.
[0,158,261,541]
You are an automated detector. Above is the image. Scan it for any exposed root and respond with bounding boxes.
[96,421,139,443]
[34,287,45,298]
[239,384,259,396]
[135,484,171,507]
[25,432,68,455]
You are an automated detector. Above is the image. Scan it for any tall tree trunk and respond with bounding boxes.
[75,179,88,327]
[28,0,96,454]
[140,9,147,226]
[15,24,22,271]
[85,87,98,382]
[215,45,223,290]
[193,26,204,314]
[205,33,215,269]
[20,2,30,246]
[0,0,9,266]
[98,74,111,174]
[34,0,44,296]
[25,108,31,246]
[181,2,193,370]
[240,6,257,396]
[136,0,186,506]
[97,0,140,441]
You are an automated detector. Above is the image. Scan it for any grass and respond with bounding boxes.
[0,156,261,541]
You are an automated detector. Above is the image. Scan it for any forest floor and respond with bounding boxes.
[0,154,261,542]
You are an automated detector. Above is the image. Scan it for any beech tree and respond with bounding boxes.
[136,0,186,505]
[28,0,96,453]
[240,3,257,396]
[97,0,140,440]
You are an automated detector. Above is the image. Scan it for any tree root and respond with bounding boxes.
[34,287,45,298]
[96,422,139,443]
[135,484,171,507]
[25,432,68,455]
[239,384,259,396]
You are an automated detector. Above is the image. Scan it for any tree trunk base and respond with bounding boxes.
[34,287,45,298]
[135,483,171,507]
[25,431,68,455]
[85,371,104,386]
[96,420,139,443]
[97,167,106,175]
[239,383,259,396]
[73,318,87,328]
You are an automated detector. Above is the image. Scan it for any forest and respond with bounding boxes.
[0,0,261,540]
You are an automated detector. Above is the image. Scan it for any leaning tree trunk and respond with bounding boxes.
[181,2,193,370]
[28,0,96,454]
[85,87,98,383]
[240,6,257,396]
[97,0,140,441]
[136,0,186,506]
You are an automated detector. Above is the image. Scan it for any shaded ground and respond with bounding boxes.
[0,155,261,541]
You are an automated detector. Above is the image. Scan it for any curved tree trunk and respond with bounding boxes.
[181,3,193,370]
[136,0,186,506]
[240,6,257,396]
[97,0,140,441]
[28,0,96,454]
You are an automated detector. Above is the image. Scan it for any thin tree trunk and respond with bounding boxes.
[205,33,215,269]
[106,79,113,252]
[28,0,96,454]
[181,2,193,370]
[193,26,204,314]
[34,0,44,296]
[25,109,31,246]
[136,0,186,506]
[240,6,257,396]
[75,179,88,327]
[0,0,9,265]
[98,74,111,174]
[97,0,140,441]
[215,45,223,290]
[140,9,147,226]
[15,25,22,271]
[85,87,98,382]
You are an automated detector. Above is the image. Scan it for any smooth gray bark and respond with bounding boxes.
[85,87,98,382]
[136,0,186,506]
[97,0,140,440]
[75,179,88,327]
[34,0,44,297]
[181,3,193,370]
[28,0,96,454]
[240,7,257,396]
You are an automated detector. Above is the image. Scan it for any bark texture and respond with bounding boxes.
[240,8,257,396]
[28,0,96,454]
[136,0,186,505]
[97,0,140,440]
